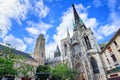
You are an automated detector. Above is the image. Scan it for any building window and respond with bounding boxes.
[111,54,117,62]
[107,59,110,64]
[118,49,120,53]
[42,53,44,57]
[108,47,112,52]
[113,41,118,47]
[84,35,91,50]
[90,57,100,74]
[64,43,67,56]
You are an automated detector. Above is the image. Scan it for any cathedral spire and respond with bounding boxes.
[72,4,86,31]
[72,4,80,24]
[54,45,61,58]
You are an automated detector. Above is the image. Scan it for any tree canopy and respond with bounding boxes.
[51,63,77,80]
[0,45,18,78]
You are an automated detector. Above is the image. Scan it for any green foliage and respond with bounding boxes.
[0,45,18,77]
[36,65,51,73]
[0,57,18,77]
[51,63,77,80]
[18,64,34,78]
[35,64,77,80]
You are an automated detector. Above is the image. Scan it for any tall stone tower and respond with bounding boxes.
[61,4,107,80]
[34,34,45,66]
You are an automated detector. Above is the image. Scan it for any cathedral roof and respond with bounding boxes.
[54,45,61,58]
[0,44,36,61]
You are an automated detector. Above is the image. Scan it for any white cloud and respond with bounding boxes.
[24,37,35,44]
[98,24,120,37]
[34,0,49,18]
[45,42,57,58]
[96,0,120,38]
[0,0,49,38]
[4,34,26,51]
[26,21,52,38]
[0,0,29,37]
[23,37,36,52]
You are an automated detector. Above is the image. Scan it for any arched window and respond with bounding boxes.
[64,43,67,56]
[84,35,91,49]
[90,57,100,74]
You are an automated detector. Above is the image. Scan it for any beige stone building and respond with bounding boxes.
[0,43,38,79]
[101,28,120,80]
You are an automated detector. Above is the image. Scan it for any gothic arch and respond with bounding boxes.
[90,57,100,74]
[83,35,91,49]
[71,40,79,46]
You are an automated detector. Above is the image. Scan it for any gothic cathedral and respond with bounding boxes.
[61,4,107,80]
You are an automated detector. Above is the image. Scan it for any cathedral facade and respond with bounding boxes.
[61,4,107,80]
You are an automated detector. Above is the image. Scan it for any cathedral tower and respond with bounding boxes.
[61,4,107,80]
[34,34,45,66]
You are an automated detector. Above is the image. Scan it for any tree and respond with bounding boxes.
[51,63,77,80]
[0,45,18,78]
[18,64,35,80]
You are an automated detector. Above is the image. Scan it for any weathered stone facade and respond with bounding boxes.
[61,4,107,80]
[34,34,45,66]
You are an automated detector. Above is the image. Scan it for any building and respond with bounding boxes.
[61,4,107,80]
[0,43,37,79]
[101,28,120,80]
[44,45,62,67]
[34,34,45,66]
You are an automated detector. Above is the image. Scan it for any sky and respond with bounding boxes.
[0,0,120,58]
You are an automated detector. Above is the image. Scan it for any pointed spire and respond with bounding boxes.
[54,45,61,58]
[72,4,86,31]
[72,4,79,24]
[67,28,70,37]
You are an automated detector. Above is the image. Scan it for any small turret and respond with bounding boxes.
[54,45,61,58]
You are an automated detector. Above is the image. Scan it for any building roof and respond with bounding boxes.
[44,57,62,64]
[0,44,36,61]
[101,28,120,54]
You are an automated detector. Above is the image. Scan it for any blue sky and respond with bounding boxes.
[0,0,120,58]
